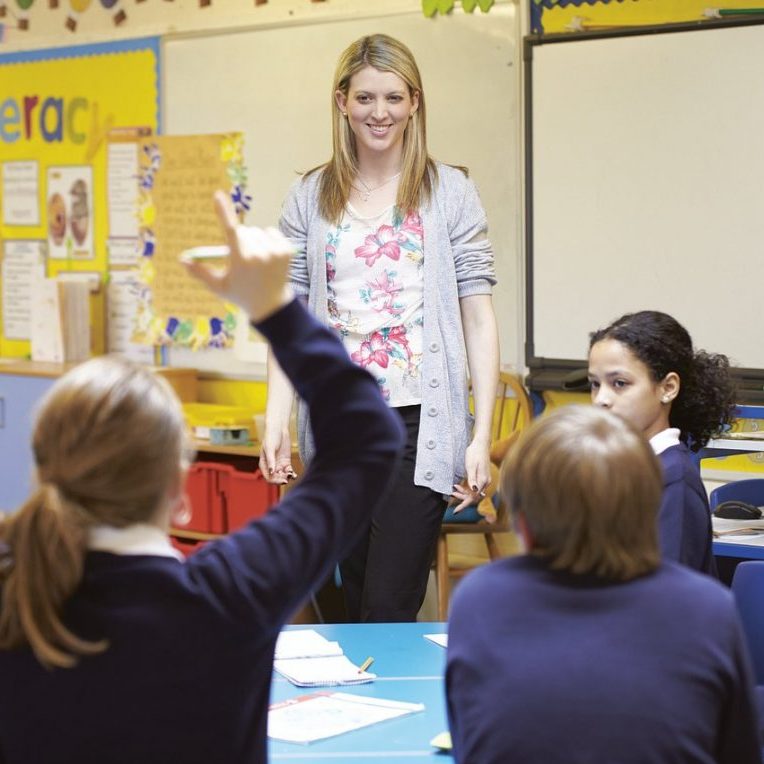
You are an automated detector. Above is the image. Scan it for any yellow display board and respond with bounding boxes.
[533,1,764,33]
[0,38,160,357]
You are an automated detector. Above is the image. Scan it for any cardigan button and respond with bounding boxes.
[426,439,436,449]
[429,378,439,388]
[427,406,438,416]
[429,342,439,352]
[424,470,434,480]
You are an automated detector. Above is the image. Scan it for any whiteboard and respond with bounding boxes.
[163,7,520,375]
[527,21,764,373]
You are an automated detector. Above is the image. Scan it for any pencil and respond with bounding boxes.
[357,656,374,673]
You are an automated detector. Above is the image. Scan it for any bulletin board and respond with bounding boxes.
[531,0,764,34]
[525,20,764,393]
[162,7,520,373]
[0,37,160,358]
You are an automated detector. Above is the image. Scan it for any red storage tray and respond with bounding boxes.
[184,462,228,534]
[218,466,280,532]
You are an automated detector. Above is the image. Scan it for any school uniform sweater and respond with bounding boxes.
[446,556,761,764]
[653,435,716,575]
[0,298,404,764]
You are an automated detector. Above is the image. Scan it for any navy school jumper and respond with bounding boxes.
[0,298,404,764]
[657,443,716,576]
[447,556,761,764]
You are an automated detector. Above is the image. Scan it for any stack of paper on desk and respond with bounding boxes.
[274,629,376,687]
[268,692,424,744]
[713,516,764,542]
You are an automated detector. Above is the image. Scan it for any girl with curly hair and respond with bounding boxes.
[587,310,735,574]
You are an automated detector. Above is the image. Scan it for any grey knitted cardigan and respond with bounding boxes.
[280,162,497,496]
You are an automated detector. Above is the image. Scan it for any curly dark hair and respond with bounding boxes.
[589,311,735,451]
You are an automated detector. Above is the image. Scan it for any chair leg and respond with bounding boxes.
[484,533,501,562]
[436,533,450,621]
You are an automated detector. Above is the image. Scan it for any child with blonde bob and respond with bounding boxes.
[446,405,760,764]
[0,193,403,764]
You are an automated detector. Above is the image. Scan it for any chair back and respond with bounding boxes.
[731,561,764,684]
[493,372,533,442]
[709,478,764,510]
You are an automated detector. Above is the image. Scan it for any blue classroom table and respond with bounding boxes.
[702,430,764,564]
[269,622,452,762]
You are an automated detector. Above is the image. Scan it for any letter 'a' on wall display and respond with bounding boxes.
[0,37,159,359]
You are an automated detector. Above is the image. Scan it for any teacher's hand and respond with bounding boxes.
[183,191,294,323]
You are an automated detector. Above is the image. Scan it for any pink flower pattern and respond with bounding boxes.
[326,208,424,403]
[351,331,390,369]
[354,225,405,267]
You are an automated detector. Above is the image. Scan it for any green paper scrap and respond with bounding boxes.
[422,0,493,16]
[422,0,438,17]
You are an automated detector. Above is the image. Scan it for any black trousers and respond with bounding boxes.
[340,405,447,622]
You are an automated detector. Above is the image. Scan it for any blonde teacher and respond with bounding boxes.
[260,34,499,622]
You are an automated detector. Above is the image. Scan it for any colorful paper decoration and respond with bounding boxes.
[422,0,493,17]
[133,133,246,350]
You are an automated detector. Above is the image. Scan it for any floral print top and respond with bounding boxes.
[326,204,424,406]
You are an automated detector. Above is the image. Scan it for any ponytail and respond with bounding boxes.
[0,484,107,669]
[671,350,736,452]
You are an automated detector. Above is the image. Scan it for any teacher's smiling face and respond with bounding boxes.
[335,66,419,161]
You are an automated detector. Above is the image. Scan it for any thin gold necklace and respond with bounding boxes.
[353,172,401,202]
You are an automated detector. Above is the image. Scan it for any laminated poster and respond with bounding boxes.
[132,133,251,349]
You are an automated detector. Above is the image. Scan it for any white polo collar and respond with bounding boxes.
[88,523,184,561]
[649,427,681,455]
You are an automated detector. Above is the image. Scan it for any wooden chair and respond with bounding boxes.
[434,372,533,620]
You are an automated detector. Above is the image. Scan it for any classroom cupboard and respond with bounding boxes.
[0,367,56,512]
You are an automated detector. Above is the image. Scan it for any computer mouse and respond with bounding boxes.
[713,500,763,520]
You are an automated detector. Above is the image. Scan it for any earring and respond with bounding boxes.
[662,396,670,404]
[341,112,347,117]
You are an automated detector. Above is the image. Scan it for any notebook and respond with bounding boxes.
[274,628,376,686]
[273,655,376,687]
[268,691,424,744]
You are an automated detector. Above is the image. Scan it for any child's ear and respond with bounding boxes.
[513,511,534,551]
[659,372,680,405]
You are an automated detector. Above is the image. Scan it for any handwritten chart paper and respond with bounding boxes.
[134,134,247,348]
[1,240,45,340]
[107,141,140,239]
[2,161,40,226]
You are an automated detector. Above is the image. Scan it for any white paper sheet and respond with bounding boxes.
[2,240,45,340]
[2,161,40,226]
[268,692,424,744]
[275,629,343,660]
[424,633,448,648]
[273,655,376,687]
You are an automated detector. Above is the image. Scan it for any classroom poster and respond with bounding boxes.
[0,37,160,357]
[132,133,249,350]
[1,240,45,341]
[2,161,40,226]
[46,165,93,260]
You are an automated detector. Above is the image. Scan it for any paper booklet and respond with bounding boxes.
[268,692,424,744]
[274,629,376,687]
[274,654,376,687]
